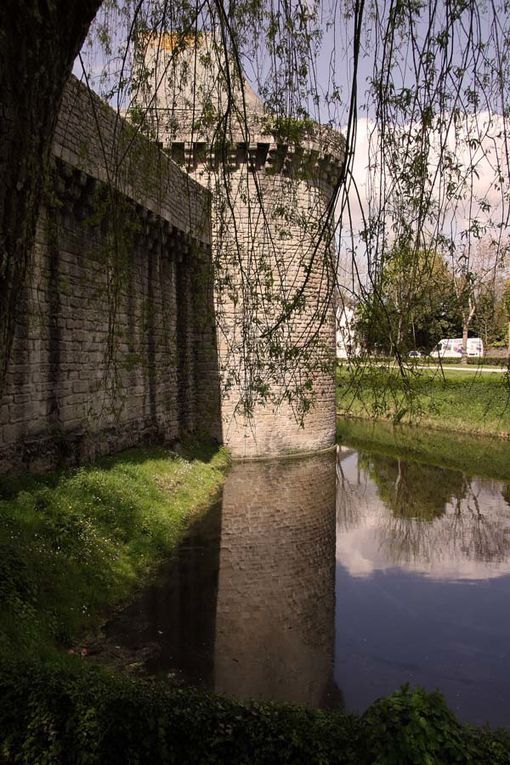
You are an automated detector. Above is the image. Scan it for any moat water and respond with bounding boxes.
[96,430,510,728]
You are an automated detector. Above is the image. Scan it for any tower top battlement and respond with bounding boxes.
[136,31,344,180]
[169,137,343,189]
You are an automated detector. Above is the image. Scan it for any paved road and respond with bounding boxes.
[413,365,508,374]
[343,361,509,374]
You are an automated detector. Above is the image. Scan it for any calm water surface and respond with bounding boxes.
[99,438,510,727]
[336,446,510,727]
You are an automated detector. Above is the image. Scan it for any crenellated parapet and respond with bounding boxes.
[169,135,344,189]
[50,154,208,263]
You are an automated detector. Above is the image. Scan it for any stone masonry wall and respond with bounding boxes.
[166,144,340,458]
[0,76,220,472]
[209,160,338,457]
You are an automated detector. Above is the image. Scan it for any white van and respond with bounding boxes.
[466,337,484,357]
[429,337,484,359]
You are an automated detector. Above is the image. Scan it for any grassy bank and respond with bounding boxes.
[337,417,510,482]
[337,364,510,438]
[0,443,229,661]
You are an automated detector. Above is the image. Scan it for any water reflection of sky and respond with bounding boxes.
[335,445,510,726]
[336,448,510,581]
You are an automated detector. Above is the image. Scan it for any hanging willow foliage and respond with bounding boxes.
[2,0,510,404]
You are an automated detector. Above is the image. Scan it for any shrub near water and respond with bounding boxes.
[0,659,362,765]
[0,445,229,660]
[360,685,471,765]
[1,663,509,764]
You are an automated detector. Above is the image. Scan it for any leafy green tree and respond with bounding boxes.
[356,248,462,355]
[472,281,508,348]
[447,238,509,362]
[451,264,482,364]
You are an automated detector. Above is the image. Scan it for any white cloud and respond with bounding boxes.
[339,112,510,234]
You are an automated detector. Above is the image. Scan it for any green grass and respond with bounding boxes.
[0,443,229,661]
[337,363,510,438]
[362,355,509,368]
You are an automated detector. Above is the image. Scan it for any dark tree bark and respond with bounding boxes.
[0,0,102,386]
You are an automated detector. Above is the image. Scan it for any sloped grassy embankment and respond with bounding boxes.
[337,416,510,483]
[337,363,510,439]
[0,444,229,661]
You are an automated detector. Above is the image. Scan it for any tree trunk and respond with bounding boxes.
[461,320,469,365]
[0,0,102,388]
[461,297,476,366]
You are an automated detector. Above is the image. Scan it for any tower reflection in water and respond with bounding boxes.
[101,448,339,709]
[215,450,339,707]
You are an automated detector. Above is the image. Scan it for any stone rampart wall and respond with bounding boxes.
[0,76,220,472]
[127,32,344,458]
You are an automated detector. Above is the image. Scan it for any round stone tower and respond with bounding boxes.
[135,32,344,458]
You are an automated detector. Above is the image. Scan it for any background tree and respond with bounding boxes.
[471,280,508,349]
[503,281,510,357]
[448,237,507,361]
[355,0,510,370]
[356,247,461,355]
